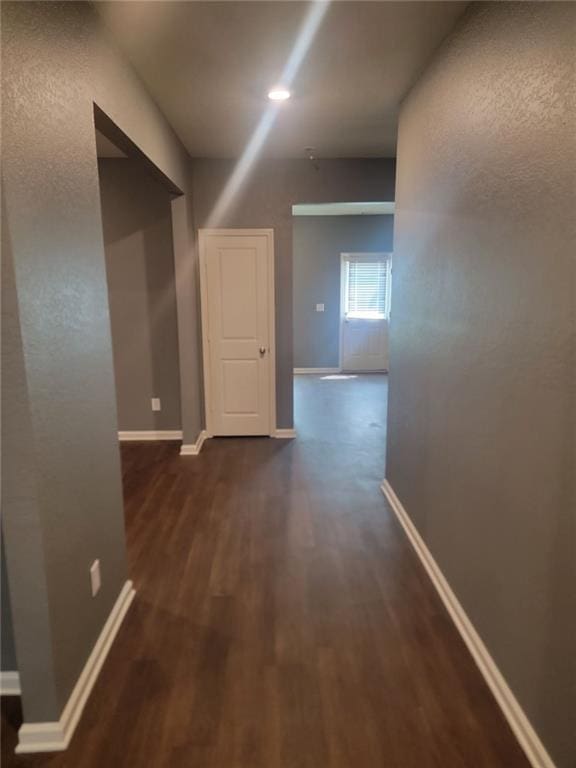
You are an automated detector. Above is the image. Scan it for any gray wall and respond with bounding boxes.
[387,4,575,766]
[1,1,201,723]
[192,159,396,427]
[2,193,60,714]
[98,159,181,431]
[293,215,393,369]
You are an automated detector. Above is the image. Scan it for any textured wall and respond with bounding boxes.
[387,3,576,766]
[1,1,200,723]
[1,195,59,715]
[192,159,396,426]
[98,159,181,431]
[293,215,393,368]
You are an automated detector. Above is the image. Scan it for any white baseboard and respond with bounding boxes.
[380,480,556,768]
[180,429,209,456]
[16,580,135,754]
[341,368,388,374]
[0,671,21,696]
[273,428,297,439]
[118,430,182,441]
[293,367,340,375]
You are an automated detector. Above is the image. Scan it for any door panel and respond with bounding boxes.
[219,248,258,338]
[202,232,273,436]
[222,360,259,414]
[342,318,388,371]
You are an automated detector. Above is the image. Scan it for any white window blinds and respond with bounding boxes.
[345,257,390,319]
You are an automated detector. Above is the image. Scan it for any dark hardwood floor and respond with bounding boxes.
[2,374,529,767]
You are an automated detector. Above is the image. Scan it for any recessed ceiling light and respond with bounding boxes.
[268,87,291,101]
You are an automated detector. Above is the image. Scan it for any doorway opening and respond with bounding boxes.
[92,106,188,532]
[95,127,182,446]
[291,201,394,438]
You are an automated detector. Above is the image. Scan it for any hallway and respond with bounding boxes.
[2,375,528,767]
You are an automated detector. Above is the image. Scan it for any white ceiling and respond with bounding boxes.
[97,1,467,159]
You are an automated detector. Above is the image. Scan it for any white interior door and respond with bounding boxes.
[200,230,275,436]
[340,253,391,372]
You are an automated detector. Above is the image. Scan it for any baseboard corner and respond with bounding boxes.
[180,429,209,456]
[273,428,297,439]
[16,580,135,754]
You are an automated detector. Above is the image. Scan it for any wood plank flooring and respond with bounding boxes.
[1,374,529,767]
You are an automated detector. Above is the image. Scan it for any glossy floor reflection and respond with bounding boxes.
[1,374,528,767]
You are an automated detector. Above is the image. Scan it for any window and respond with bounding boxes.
[344,255,391,319]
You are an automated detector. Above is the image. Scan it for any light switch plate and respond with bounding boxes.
[90,560,101,597]
[316,303,325,312]
[151,398,161,412]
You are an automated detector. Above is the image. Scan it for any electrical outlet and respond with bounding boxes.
[316,303,325,312]
[151,397,161,412]
[90,560,101,597]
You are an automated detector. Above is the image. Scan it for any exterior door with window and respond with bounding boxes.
[340,253,391,371]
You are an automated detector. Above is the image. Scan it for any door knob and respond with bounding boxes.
[259,347,266,356]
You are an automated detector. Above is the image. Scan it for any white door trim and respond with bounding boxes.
[199,229,277,437]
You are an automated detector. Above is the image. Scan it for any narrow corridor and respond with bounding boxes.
[2,374,528,767]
